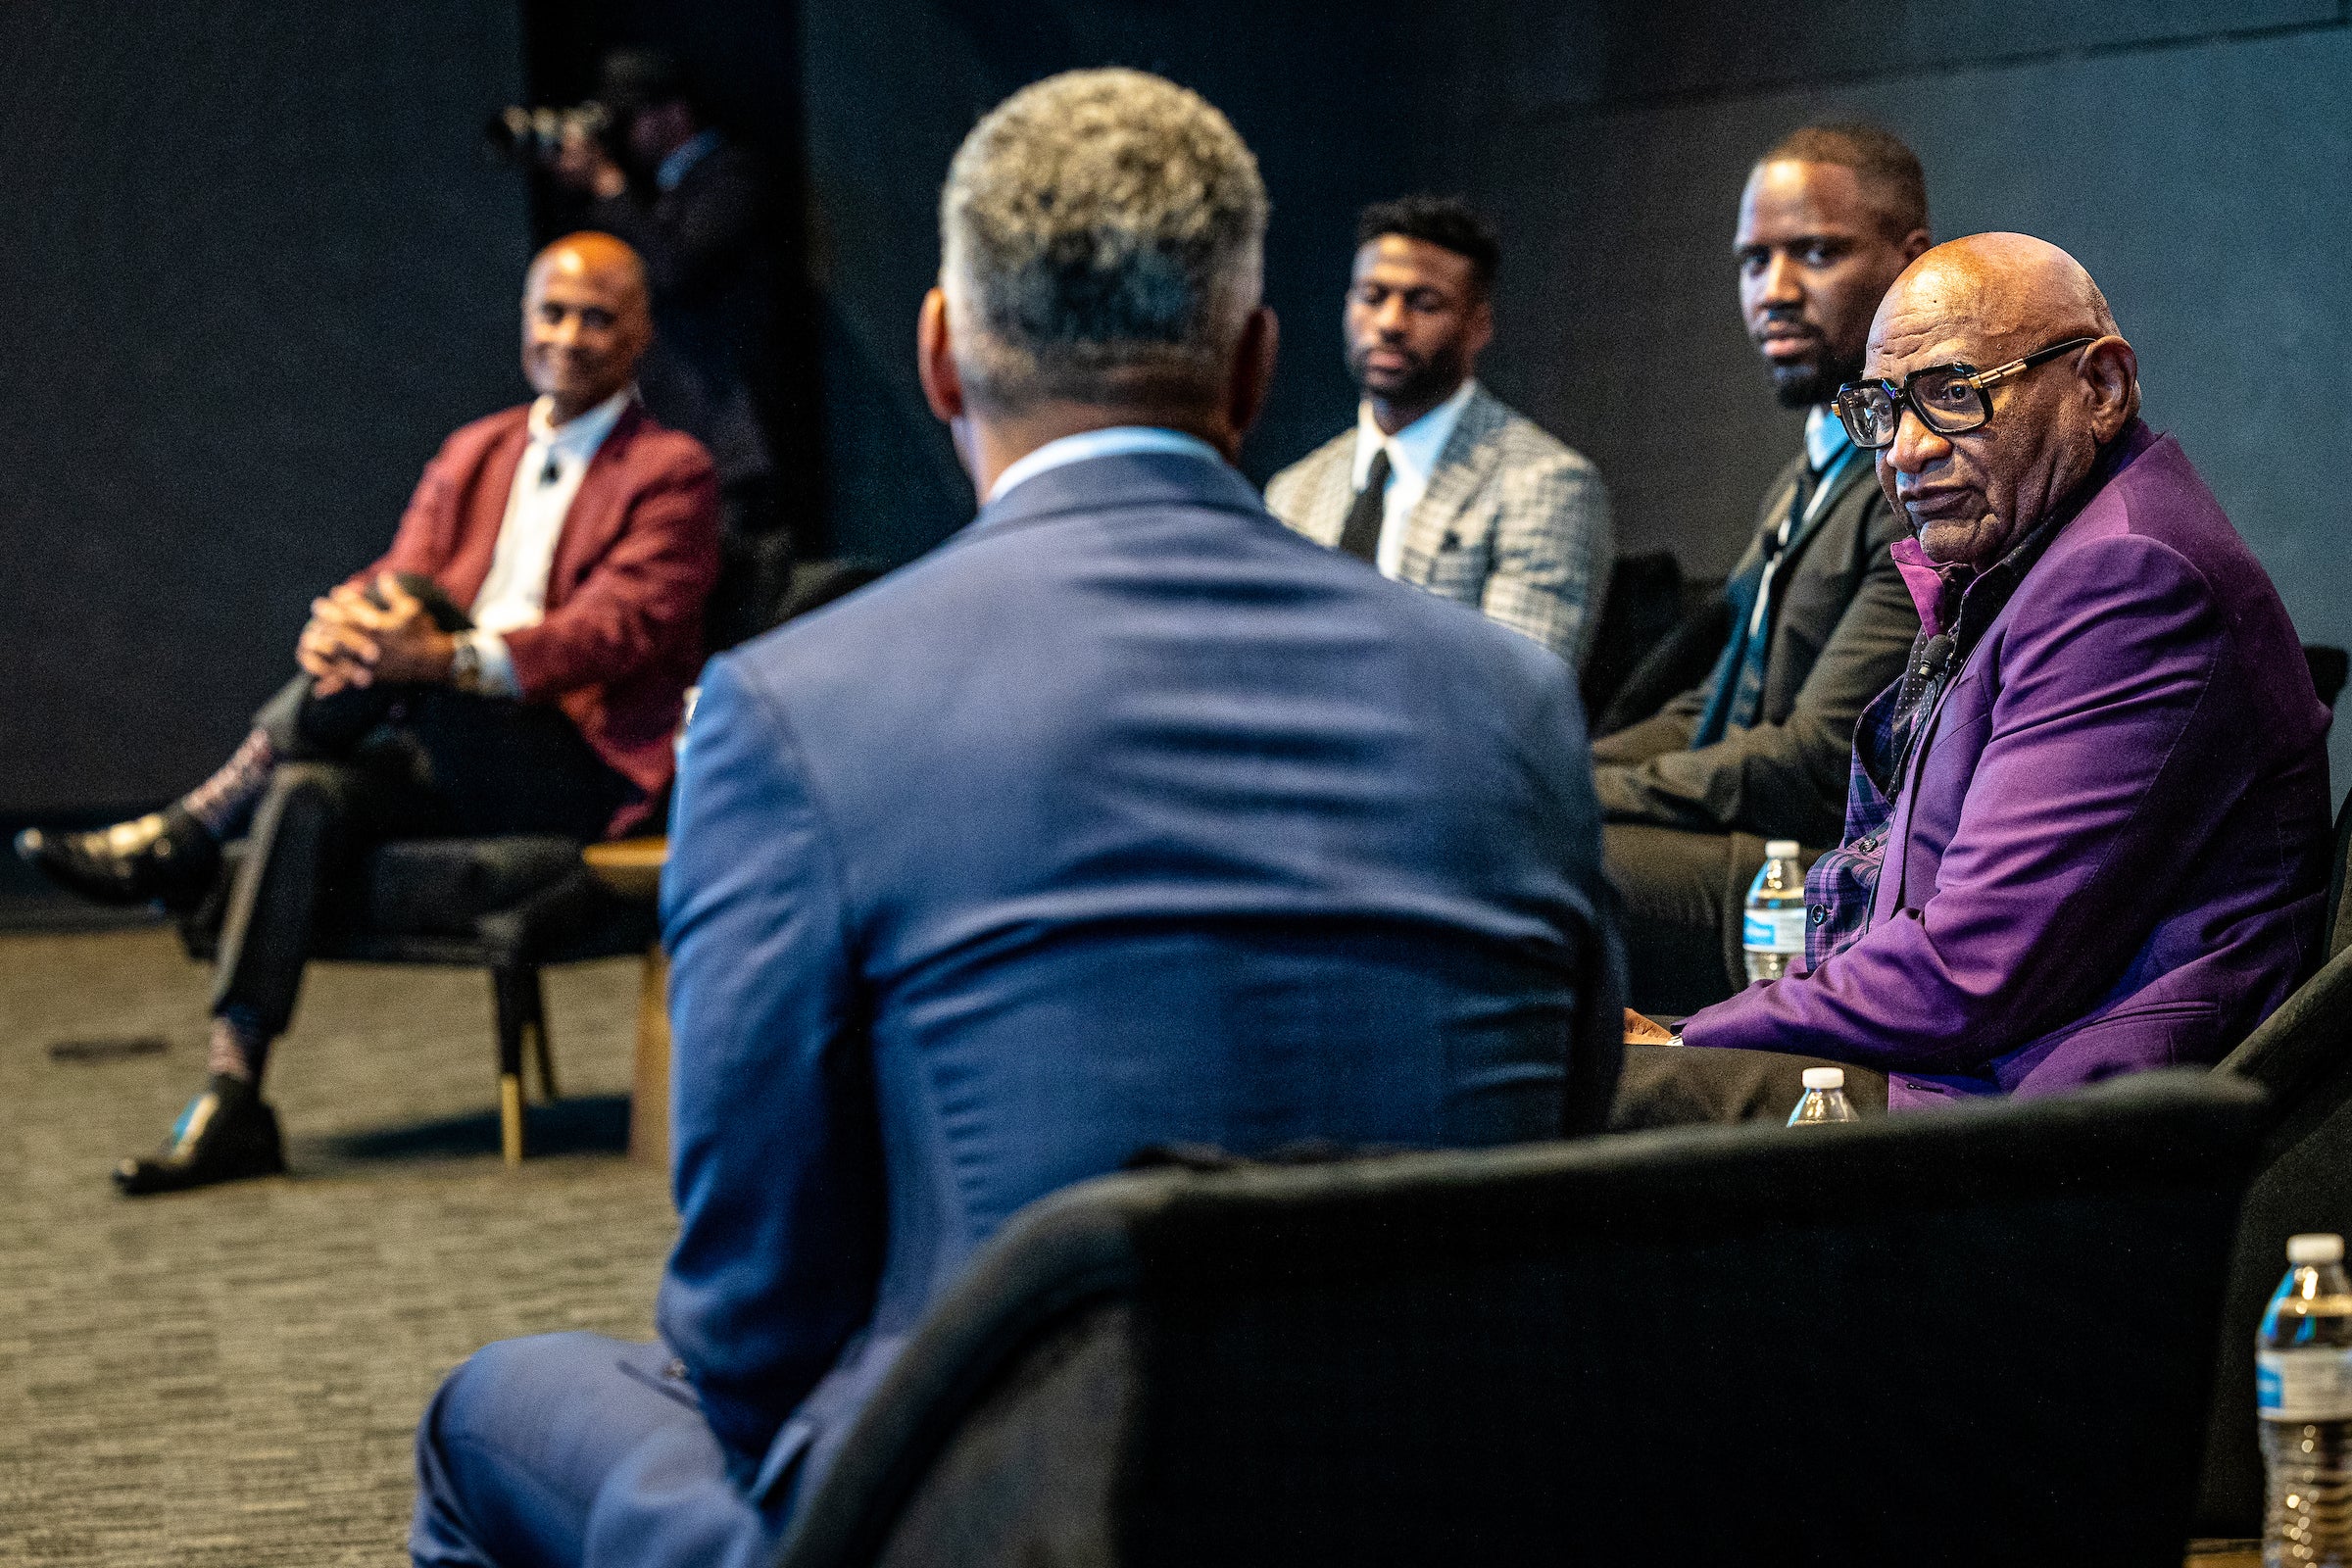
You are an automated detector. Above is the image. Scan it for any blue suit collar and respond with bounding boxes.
[965,450,1266,540]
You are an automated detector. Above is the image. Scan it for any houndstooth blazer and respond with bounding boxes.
[1264,384,1611,665]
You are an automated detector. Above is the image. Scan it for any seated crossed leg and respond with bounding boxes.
[23,576,635,1193]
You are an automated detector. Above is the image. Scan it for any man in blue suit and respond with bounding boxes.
[412,68,1620,1568]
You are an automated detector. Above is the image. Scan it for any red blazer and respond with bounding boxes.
[355,402,720,835]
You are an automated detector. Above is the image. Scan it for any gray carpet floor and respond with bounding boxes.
[0,928,679,1565]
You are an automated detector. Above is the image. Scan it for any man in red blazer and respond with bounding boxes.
[18,232,720,1193]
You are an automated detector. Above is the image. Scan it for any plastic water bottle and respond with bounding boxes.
[2261,1233,2352,1565]
[1743,839,1806,982]
[1787,1066,1857,1126]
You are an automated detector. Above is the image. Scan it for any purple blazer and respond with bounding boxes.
[1685,426,2331,1106]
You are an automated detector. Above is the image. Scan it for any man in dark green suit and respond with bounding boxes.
[1594,124,1930,1016]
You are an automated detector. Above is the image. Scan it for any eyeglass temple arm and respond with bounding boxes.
[1973,335,2100,389]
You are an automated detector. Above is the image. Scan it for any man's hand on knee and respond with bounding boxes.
[297,589,378,695]
[300,574,456,692]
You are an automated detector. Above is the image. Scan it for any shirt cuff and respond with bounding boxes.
[464,629,520,698]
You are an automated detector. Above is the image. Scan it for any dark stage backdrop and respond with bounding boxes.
[0,3,532,817]
[800,0,1428,564]
[12,4,2349,810]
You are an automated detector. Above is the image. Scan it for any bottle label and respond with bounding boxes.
[1743,908,1807,956]
[2258,1348,2352,1420]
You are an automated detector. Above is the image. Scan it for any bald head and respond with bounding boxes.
[529,231,649,311]
[1875,233,2117,366]
[1864,232,2140,567]
[521,231,652,422]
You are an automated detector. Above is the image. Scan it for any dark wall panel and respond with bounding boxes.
[0,3,529,815]
[1507,0,2335,110]
[800,0,1424,564]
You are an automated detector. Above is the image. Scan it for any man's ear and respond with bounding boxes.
[2081,335,2138,443]
[1465,295,1496,365]
[917,287,964,423]
[1899,227,1933,266]
[1225,305,1280,444]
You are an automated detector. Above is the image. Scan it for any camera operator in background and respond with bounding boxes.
[533,47,787,648]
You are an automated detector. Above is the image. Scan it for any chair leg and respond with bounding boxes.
[523,969,561,1102]
[490,964,532,1166]
[629,945,672,1167]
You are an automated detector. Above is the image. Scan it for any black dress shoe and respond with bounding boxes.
[17,804,219,909]
[114,1075,286,1197]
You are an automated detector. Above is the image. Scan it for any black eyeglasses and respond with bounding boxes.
[1833,336,2097,450]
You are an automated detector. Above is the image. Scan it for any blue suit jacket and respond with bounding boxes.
[656,450,1618,1516]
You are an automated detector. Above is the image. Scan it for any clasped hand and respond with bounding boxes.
[1624,1008,1676,1046]
[297,574,455,697]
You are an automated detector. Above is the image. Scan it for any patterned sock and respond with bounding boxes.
[179,729,277,840]
[205,1008,270,1087]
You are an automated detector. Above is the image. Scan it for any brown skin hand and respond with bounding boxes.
[914,286,1280,502]
[297,575,451,692]
[1624,1009,1677,1046]
[1737,159,1930,408]
[299,234,653,694]
[1344,234,1492,435]
[1867,233,2138,569]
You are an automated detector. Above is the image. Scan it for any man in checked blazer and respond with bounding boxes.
[1267,197,1610,666]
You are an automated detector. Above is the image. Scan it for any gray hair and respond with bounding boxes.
[941,69,1268,414]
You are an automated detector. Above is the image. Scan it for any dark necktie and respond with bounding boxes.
[1338,448,1392,564]
[1690,461,1821,748]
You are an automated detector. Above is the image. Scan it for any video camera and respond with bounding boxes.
[482,102,614,166]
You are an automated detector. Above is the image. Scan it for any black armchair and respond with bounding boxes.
[178,835,654,1163]
[174,558,888,1165]
[2197,784,2352,1533]
[775,1072,2263,1567]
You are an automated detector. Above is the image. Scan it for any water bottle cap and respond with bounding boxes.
[1764,840,1800,859]
[1800,1067,1844,1090]
[2289,1233,2345,1264]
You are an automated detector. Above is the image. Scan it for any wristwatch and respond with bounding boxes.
[449,634,484,695]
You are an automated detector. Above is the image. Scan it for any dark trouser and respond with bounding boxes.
[213,671,635,1038]
[1605,824,1826,1017]
[1609,1043,1890,1129]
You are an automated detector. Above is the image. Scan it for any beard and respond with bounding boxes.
[1348,340,1465,415]
[1767,345,1867,410]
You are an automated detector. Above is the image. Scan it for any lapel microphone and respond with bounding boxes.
[1915,633,1956,682]
[539,451,562,488]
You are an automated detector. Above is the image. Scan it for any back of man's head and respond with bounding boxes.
[940,69,1268,416]
[1758,122,1929,242]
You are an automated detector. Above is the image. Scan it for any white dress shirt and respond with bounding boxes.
[462,388,633,695]
[1804,403,1849,472]
[1348,376,1479,579]
[985,425,1226,505]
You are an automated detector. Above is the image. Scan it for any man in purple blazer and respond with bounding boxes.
[1617,232,2331,1123]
